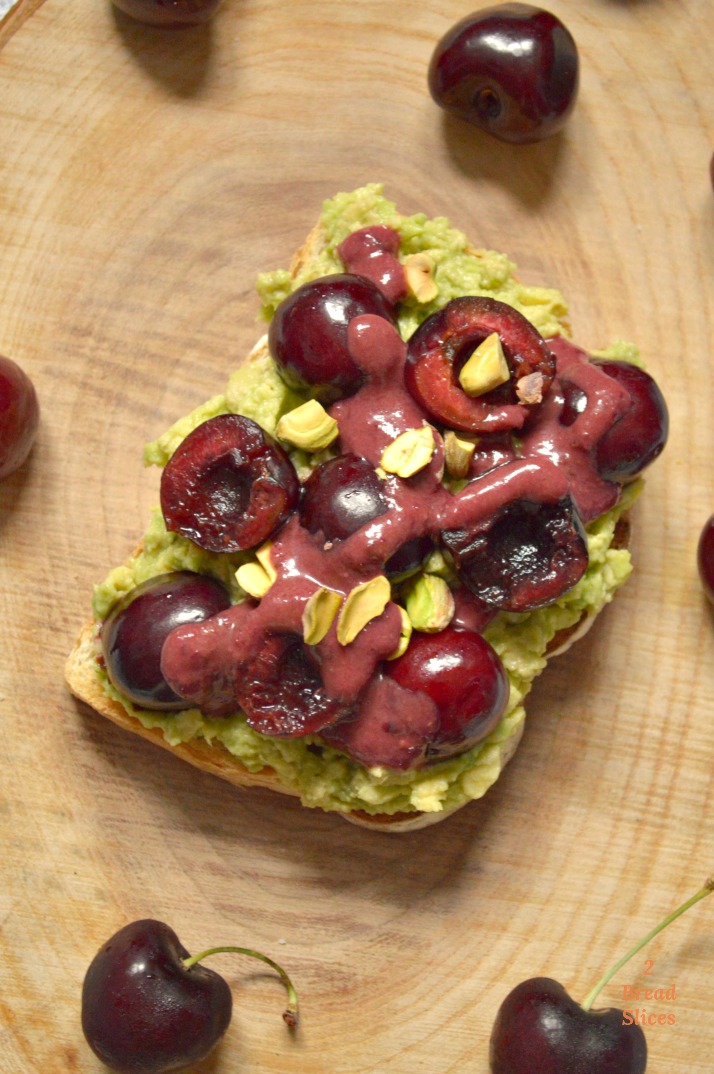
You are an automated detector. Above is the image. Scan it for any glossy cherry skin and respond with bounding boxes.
[81,919,232,1074]
[698,514,714,606]
[428,4,579,143]
[404,296,555,434]
[0,354,40,480]
[299,454,432,579]
[386,625,509,759]
[442,496,588,612]
[489,977,647,1074]
[268,274,395,403]
[160,414,300,553]
[592,361,668,482]
[102,571,232,709]
[112,0,222,27]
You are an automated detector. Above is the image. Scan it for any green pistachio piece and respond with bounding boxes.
[275,399,339,452]
[380,425,435,478]
[302,586,342,646]
[235,542,277,599]
[443,429,477,478]
[337,575,391,646]
[386,604,413,660]
[404,252,439,303]
[458,331,510,397]
[404,573,455,633]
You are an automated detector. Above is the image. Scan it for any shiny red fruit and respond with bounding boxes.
[404,296,555,434]
[593,360,668,482]
[698,514,714,606]
[0,354,40,480]
[489,976,647,1074]
[428,4,579,144]
[160,414,299,553]
[81,919,232,1074]
[112,0,222,28]
[102,571,232,709]
[386,625,509,759]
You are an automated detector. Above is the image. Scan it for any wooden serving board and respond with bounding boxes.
[1,1,713,1071]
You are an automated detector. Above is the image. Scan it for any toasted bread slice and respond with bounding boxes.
[66,185,638,831]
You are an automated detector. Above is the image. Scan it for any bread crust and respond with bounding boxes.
[65,210,632,832]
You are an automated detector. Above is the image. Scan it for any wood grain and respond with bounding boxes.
[1,1,713,1071]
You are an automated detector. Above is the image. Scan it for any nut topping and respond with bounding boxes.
[380,425,436,478]
[458,331,510,397]
[275,399,339,452]
[337,575,391,646]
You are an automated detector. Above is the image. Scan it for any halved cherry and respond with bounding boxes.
[404,296,556,433]
[442,495,588,612]
[237,632,349,737]
[160,414,299,553]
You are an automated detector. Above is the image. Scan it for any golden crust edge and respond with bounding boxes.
[65,211,632,832]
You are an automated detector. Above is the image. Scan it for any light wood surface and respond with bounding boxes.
[1,2,713,1071]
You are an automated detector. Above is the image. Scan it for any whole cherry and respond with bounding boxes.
[111,0,223,28]
[489,878,713,1074]
[0,353,40,480]
[428,4,579,143]
[697,514,714,606]
[81,919,298,1074]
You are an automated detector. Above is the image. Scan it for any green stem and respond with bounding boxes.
[183,945,299,1028]
[581,877,714,1011]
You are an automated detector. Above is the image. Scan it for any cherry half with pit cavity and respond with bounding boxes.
[428,3,579,144]
[697,513,714,606]
[404,295,556,434]
[489,878,714,1074]
[442,496,588,612]
[160,413,299,553]
[81,918,298,1074]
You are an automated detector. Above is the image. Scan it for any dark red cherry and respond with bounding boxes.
[237,632,350,737]
[81,919,233,1074]
[102,571,232,709]
[0,353,40,480]
[698,514,714,606]
[268,274,396,403]
[592,360,668,482]
[442,496,588,612]
[299,454,433,579]
[300,454,387,540]
[489,976,647,1074]
[489,879,714,1074]
[160,414,299,553]
[428,4,579,143]
[387,625,509,759]
[112,0,222,26]
[404,296,556,433]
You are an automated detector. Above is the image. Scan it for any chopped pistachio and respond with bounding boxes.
[443,430,477,479]
[337,575,391,646]
[275,398,339,452]
[302,586,342,645]
[458,332,510,397]
[387,605,413,660]
[404,573,455,633]
[404,252,439,303]
[380,425,435,478]
[235,541,277,599]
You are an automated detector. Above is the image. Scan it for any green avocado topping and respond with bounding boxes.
[92,184,639,818]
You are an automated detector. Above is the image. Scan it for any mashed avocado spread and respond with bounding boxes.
[93,184,638,818]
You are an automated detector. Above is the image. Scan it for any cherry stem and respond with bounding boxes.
[183,945,299,1028]
[581,877,714,1011]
